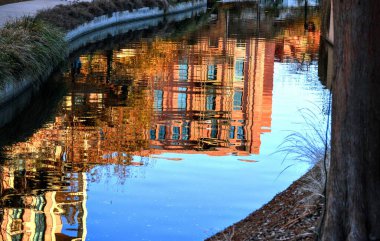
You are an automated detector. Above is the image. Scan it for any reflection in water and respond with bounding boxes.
[1,3,322,241]
[1,167,87,241]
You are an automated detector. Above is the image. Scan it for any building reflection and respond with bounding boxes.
[146,37,275,155]
[69,38,274,156]
[1,165,87,241]
[0,4,321,240]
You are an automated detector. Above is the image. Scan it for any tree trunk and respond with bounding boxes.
[320,0,331,39]
[321,1,380,240]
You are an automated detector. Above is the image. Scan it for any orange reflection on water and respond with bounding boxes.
[0,5,322,241]
[76,37,275,156]
[2,6,322,167]
[1,167,87,241]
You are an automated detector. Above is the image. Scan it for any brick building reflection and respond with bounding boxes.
[1,166,87,241]
[0,5,321,240]
[60,32,276,157]
[147,37,275,155]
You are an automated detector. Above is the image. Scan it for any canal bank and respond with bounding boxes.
[0,0,207,109]
[206,164,325,241]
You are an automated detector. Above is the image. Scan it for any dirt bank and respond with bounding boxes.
[206,166,324,241]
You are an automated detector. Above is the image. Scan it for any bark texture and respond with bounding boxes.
[321,0,380,240]
[320,0,331,38]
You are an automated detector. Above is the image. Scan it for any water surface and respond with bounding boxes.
[0,3,328,241]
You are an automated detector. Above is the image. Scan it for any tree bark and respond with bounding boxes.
[321,1,380,240]
[320,0,331,39]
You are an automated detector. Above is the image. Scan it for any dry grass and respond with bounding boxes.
[275,106,331,206]
[0,17,66,89]
[219,226,235,241]
[277,107,330,166]
[277,106,331,220]
[300,158,329,205]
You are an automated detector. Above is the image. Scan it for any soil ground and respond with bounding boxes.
[206,167,324,241]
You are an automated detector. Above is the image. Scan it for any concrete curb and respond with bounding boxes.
[67,0,207,52]
[66,0,207,42]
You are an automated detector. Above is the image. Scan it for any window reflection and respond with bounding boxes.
[207,65,217,80]
[235,59,244,81]
[234,90,243,110]
[178,87,187,110]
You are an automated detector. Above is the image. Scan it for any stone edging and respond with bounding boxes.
[65,0,207,42]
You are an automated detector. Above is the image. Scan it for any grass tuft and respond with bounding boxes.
[276,107,330,166]
[276,106,331,204]
[0,17,66,89]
